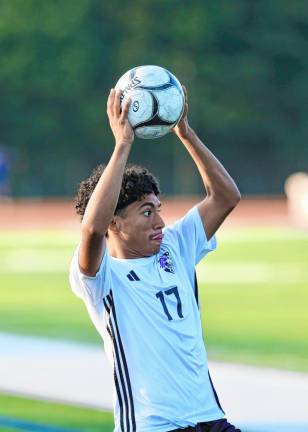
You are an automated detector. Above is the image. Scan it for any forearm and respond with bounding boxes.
[81,142,131,236]
[177,127,240,205]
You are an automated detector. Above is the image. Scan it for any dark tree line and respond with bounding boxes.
[1,0,307,197]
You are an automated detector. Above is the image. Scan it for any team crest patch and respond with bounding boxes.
[158,250,174,273]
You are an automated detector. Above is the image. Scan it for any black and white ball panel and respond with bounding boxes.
[115,65,184,139]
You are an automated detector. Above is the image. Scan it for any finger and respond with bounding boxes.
[107,88,115,117]
[107,88,115,116]
[181,85,188,116]
[182,101,188,118]
[114,89,122,117]
[182,85,188,101]
[120,97,131,121]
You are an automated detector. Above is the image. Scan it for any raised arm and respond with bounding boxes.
[79,89,133,276]
[173,87,241,240]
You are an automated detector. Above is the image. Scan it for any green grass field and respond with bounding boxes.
[0,393,113,431]
[1,228,308,371]
[0,228,307,431]
[1,393,260,432]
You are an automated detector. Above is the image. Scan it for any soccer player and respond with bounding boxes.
[69,87,241,432]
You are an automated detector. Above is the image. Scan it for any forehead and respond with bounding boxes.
[129,193,161,211]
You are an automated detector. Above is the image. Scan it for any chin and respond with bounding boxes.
[143,245,160,257]
[152,244,161,255]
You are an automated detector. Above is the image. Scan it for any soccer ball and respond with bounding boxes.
[115,65,185,139]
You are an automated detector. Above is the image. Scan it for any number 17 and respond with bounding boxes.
[156,286,183,321]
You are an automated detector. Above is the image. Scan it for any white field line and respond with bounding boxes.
[0,249,71,273]
[1,249,307,284]
[196,262,308,284]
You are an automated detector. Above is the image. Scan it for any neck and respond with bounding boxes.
[106,237,144,259]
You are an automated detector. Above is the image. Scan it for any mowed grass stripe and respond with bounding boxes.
[0,228,307,370]
[2,234,307,283]
[0,231,78,248]
[197,262,308,284]
[0,393,113,432]
[2,254,307,284]
[0,415,80,431]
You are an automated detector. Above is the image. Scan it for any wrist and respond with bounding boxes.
[115,139,133,149]
[113,142,132,160]
[176,125,194,140]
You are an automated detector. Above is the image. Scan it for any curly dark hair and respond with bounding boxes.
[75,164,160,219]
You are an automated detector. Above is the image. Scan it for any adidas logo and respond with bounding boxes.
[126,270,140,282]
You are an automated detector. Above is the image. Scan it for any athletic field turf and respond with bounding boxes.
[1,228,308,371]
[1,393,266,432]
[0,393,113,431]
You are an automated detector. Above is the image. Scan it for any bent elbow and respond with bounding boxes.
[81,223,105,240]
[227,188,241,211]
[234,189,242,205]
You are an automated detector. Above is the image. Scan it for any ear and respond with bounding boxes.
[109,216,121,234]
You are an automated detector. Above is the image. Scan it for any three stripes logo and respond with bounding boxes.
[103,291,136,432]
[126,270,140,282]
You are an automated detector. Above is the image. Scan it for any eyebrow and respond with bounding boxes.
[139,202,162,209]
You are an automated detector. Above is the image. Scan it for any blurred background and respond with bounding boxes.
[1,0,308,197]
[0,1,307,431]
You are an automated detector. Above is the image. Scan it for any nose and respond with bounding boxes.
[154,212,165,229]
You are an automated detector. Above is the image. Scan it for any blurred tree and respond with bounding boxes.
[0,0,307,196]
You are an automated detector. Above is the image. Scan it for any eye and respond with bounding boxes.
[143,210,152,217]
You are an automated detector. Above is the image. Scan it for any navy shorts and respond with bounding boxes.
[169,419,241,432]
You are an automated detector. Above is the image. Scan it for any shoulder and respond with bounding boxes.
[69,244,111,304]
[163,206,217,266]
[163,206,203,240]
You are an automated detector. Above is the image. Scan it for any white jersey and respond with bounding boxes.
[69,206,224,432]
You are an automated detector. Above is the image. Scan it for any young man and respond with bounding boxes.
[69,87,241,432]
